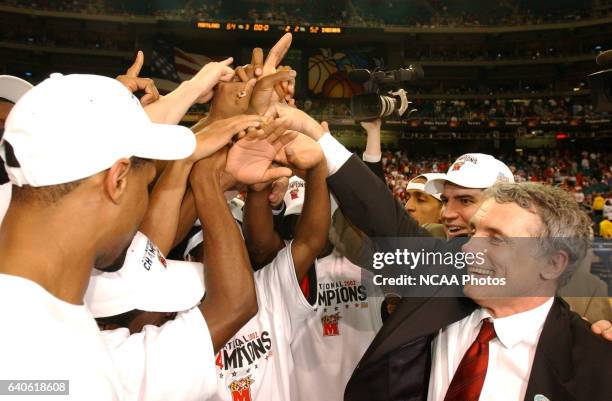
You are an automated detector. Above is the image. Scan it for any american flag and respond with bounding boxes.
[150,40,212,93]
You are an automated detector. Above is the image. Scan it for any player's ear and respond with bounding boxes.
[104,158,131,204]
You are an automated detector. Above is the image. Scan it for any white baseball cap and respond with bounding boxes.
[1,73,196,187]
[0,75,33,103]
[406,173,445,201]
[283,175,338,217]
[85,232,205,318]
[424,153,514,195]
[284,176,306,216]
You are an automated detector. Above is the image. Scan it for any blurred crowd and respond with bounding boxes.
[1,0,611,28]
[0,28,610,401]
[303,96,607,122]
[381,148,612,233]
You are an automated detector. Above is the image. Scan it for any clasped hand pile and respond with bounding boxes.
[117,33,324,193]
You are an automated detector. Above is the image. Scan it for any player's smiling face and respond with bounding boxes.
[440,183,485,238]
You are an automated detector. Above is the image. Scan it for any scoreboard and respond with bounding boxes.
[197,21,343,34]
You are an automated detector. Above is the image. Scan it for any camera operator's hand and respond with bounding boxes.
[360,118,382,133]
[116,51,160,106]
[226,117,295,185]
[189,115,264,163]
[360,118,382,161]
[274,102,326,140]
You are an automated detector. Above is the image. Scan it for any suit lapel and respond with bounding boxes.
[361,294,477,366]
[525,298,575,401]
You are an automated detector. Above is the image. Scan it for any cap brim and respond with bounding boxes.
[86,270,132,318]
[424,177,447,196]
[134,123,196,161]
[424,174,489,195]
[0,75,33,103]
[86,260,205,318]
[135,260,205,314]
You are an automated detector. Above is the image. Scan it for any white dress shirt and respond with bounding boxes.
[318,132,352,175]
[427,298,554,401]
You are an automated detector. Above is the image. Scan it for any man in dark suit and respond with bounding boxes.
[320,152,612,400]
[275,107,612,399]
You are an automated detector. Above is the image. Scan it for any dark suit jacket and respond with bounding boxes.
[327,156,612,401]
[344,296,612,401]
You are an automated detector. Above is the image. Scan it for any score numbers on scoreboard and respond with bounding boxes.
[196,21,342,34]
[283,24,342,33]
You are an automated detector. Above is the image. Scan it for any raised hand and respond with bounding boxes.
[208,79,257,120]
[250,69,296,115]
[360,118,382,133]
[189,115,264,162]
[233,34,296,115]
[226,117,296,185]
[274,102,326,140]
[189,57,236,104]
[274,131,323,171]
[116,50,160,106]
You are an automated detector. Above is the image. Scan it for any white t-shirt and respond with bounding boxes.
[210,242,313,401]
[100,307,217,401]
[291,251,384,401]
[0,273,124,400]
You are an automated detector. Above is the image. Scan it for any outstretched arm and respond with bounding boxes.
[140,114,263,255]
[243,186,285,270]
[275,104,427,238]
[191,148,257,353]
[144,58,235,124]
[273,132,330,280]
[359,119,387,184]
[292,161,330,281]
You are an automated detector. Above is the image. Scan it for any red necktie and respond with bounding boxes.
[443,319,497,401]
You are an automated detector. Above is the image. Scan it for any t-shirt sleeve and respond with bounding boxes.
[100,307,217,401]
[255,241,316,327]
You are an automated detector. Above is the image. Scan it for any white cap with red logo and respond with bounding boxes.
[1,73,196,187]
[85,232,205,318]
[424,153,514,195]
[283,175,338,217]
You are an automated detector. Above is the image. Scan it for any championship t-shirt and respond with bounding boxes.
[100,307,217,401]
[0,274,124,400]
[210,242,313,401]
[291,251,384,401]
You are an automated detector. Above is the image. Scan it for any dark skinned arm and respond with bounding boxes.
[243,187,285,269]
[139,159,193,255]
[191,151,257,353]
[291,161,330,281]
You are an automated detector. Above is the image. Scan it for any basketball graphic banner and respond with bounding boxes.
[307,47,385,98]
